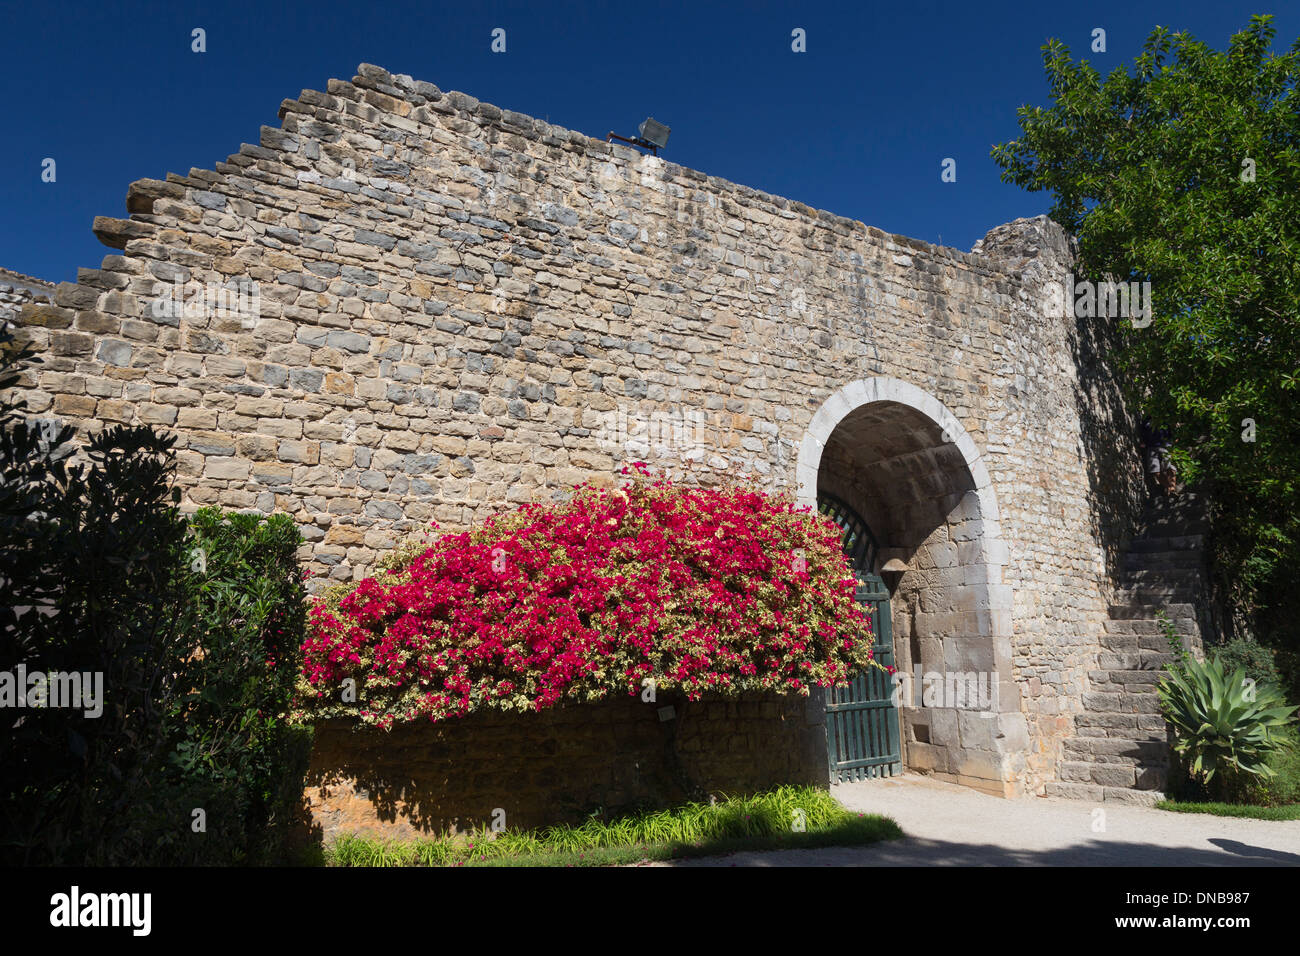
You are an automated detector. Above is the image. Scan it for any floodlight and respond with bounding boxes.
[606,116,672,155]
[637,118,670,150]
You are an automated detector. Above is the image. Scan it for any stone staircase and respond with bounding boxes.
[1046,491,1212,805]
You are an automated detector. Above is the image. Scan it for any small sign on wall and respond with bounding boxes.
[657,705,676,722]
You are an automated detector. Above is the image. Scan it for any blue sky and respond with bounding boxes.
[2,1,1294,283]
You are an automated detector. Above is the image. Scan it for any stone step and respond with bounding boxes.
[1149,488,1205,503]
[1087,670,1163,692]
[1083,690,1160,714]
[1122,550,1204,571]
[1075,712,1167,734]
[1058,760,1122,786]
[1096,650,1174,670]
[1102,618,1194,636]
[1090,663,1170,677]
[1113,587,1202,607]
[1114,592,1201,609]
[1112,574,1201,590]
[1108,602,1196,621]
[1140,494,1207,518]
[1139,501,1209,521]
[1044,782,1167,805]
[1098,635,1184,657]
[1062,736,1169,767]
[1123,550,1205,567]
[1098,638,1182,657]
[1058,760,1166,790]
[1044,781,1105,801]
[1126,535,1204,553]
[1065,730,1168,745]
[1104,786,1167,805]
[1146,487,1205,502]
[1119,566,1204,584]
[1139,518,1210,538]
[1141,497,1208,515]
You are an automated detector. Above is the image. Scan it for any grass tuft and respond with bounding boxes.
[1155,799,1300,821]
[324,785,901,867]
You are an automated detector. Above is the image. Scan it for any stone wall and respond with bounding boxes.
[306,691,826,840]
[0,268,54,327]
[4,62,1146,797]
[969,221,1145,794]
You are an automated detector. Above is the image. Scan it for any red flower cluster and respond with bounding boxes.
[298,467,876,727]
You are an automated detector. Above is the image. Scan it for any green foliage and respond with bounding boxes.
[1156,799,1300,820]
[1157,609,1192,673]
[0,330,310,864]
[1211,638,1283,693]
[1211,725,1300,806]
[1158,651,1297,784]
[323,785,902,866]
[112,509,314,865]
[992,15,1300,645]
[1163,725,1300,808]
[1,330,193,863]
[1273,644,1300,711]
[1162,624,1300,805]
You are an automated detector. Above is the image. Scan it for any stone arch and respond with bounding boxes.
[796,377,1029,797]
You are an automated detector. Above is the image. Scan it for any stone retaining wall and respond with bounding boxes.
[305,691,826,840]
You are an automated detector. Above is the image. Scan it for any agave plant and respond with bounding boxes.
[1158,654,1297,782]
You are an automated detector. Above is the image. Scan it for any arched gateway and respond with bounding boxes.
[798,378,1030,797]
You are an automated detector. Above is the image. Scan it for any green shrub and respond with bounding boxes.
[1269,642,1300,709]
[1158,652,1297,786]
[0,330,310,864]
[1,327,192,863]
[109,509,314,865]
[1210,727,1300,806]
[1211,639,1282,693]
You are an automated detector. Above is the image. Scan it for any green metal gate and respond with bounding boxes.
[819,493,902,782]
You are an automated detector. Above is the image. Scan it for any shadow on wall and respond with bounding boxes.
[969,216,1145,599]
[1068,292,1147,592]
[302,693,828,842]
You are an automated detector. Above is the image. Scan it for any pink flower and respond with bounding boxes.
[298,474,875,725]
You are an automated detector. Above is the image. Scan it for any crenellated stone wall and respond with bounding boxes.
[3,63,1148,798]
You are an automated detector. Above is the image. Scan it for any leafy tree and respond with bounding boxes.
[992,15,1300,648]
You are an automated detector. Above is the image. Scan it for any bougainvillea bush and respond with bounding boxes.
[298,468,879,727]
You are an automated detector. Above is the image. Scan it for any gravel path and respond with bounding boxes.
[650,775,1300,866]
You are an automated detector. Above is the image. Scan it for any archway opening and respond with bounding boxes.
[799,380,1026,796]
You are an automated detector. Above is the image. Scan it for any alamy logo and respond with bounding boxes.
[593,406,718,460]
[49,886,151,936]
[0,665,102,718]
[891,666,997,715]
[151,277,262,327]
[1045,272,1152,327]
